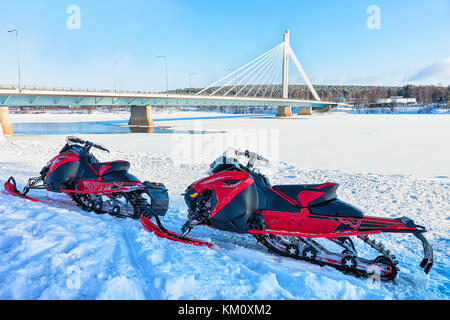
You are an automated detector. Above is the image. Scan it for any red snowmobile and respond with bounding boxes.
[151,148,433,281]
[4,136,169,219]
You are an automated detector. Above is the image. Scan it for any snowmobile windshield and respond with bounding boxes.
[208,155,241,175]
[59,143,83,155]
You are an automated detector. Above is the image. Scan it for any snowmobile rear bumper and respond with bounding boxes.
[143,181,169,216]
[413,231,434,274]
[389,217,434,274]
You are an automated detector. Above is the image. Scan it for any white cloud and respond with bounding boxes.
[405,57,450,83]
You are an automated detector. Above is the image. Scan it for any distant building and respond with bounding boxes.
[376,96,417,105]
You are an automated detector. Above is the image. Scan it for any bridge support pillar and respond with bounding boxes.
[0,106,13,135]
[298,105,312,115]
[323,104,333,112]
[276,106,292,117]
[128,105,154,127]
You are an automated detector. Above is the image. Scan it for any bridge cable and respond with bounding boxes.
[229,45,282,96]
[216,44,282,96]
[268,54,283,98]
[243,48,282,97]
[251,49,283,97]
[259,52,282,98]
[196,43,282,96]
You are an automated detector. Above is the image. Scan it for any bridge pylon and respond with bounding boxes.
[276,30,322,117]
[298,105,313,115]
[0,106,13,135]
[128,105,154,127]
[276,30,293,117]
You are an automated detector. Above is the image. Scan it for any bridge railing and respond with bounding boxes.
[0,84,162,95]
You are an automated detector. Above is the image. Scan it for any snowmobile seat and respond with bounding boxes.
[92,161,131,176]
[309,199,364,218]
[273,182,339,207]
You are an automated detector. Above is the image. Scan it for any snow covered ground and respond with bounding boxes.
[0,110,449,300]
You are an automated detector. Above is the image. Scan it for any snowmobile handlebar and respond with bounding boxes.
[85,141,110,153]
[236,150,269,164]
[233,150,269,170]
[66,136,110,153]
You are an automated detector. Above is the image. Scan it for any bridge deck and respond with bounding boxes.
[0,87,336,108]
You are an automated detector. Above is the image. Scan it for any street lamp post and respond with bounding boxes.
[113,61,119,91]
[156,56,169,95]
[189,72,197,89]
[8,29,21,91]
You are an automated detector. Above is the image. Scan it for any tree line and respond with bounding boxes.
[9,84,449,114]
[172,84,450,105]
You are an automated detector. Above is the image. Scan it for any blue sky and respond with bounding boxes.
[0,0,449,91]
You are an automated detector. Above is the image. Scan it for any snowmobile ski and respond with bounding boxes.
[4,177,39,202]
[140,215,213,248]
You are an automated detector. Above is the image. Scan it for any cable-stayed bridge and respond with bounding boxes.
[0,30,337,135]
